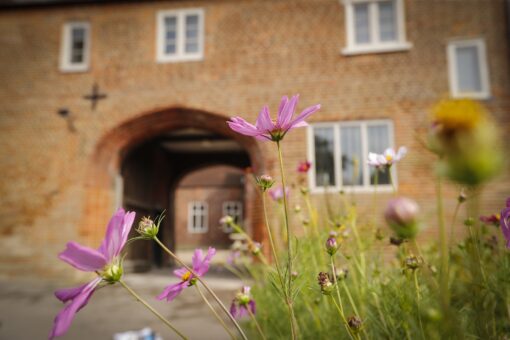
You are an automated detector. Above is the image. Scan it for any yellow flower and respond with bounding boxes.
[432,99,486,133]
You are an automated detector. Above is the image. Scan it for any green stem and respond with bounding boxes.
[247,305,267,340]
[436,176,449,307]
[195,285,236,340]
[229,222,270,266]
[388,167,396,194]
[262,192,287,294]
[118,279,188,340]
[330,297,355,340]
[153,237,248,340]
[276,140,298,340]
[413,270,426,340]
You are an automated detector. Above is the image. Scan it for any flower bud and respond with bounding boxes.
[317,272,334,295]
[464,217,475,227]
[102,262,123,283]
[457,190,467,203]
[302,219,310,226]
[384,197,420,239]
[294,205,302,213]
[404,254,421,271]
[249,242,262,256]
[347,315,362,332]
[326,232,338,256]
[300,187,309,195]
[291,271,298,280]
[256,175,275,192]
[336,268,348,281]
[137,216,160,239]
[220,215,234,225]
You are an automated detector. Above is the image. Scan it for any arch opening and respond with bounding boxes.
[81,108,264,272]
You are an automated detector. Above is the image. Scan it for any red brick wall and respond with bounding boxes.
[174,165,244,249]
[0,0,508,278]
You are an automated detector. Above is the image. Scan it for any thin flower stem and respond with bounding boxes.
[276,140,298,340]
[330,257,346,317]
[388,167,396,194]
[413,270,426,340]
[153,237,248,340]
[448,201,461,249]
[341,281,360,317]
[436,176,449,307]
[247,305,267,340]
[118,279,188,340]
[330,297,356,340]
[262,193,287,293]
[229,222,270,266]
[195,285,236,340]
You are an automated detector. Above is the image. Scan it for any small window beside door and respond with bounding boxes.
[60,22,90,72]
[188,201,208,233]
[222,201,243,232]
[447,38,490,99]
[156,8,204,62]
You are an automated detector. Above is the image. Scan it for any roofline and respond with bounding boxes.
[0,0,191,10]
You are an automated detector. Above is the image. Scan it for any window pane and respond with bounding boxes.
[165,16,177,30]
[341,126,363,186]
[354,3,370,44]
[164,16,177,55]
[456,46,482,93]
[367,125,390,185]
[185,15,200,53]
[379,1,397,42]
[70,27,85,63]
[314,127,335,187]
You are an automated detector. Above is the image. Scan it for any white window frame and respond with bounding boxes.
[447,38,491,100]
[307,119,396,193]
[156,8,205,63]
[188,201,208,233]
[222,201,243,232]
[59,22,90,72]
[342,0,411,55]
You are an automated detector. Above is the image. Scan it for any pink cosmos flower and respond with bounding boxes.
[367,147,408,168]
[479,214,500,226]
[157,247,216,302]
[297,161,312,173]
[227,95,321,142]
[269,186,290,202]
[49,208,135,339]
[500,198,510,248]
[230,286,256,319]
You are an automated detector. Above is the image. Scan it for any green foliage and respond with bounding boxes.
[228,191,510,339]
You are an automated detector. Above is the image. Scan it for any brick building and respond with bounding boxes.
[0,0,509,278]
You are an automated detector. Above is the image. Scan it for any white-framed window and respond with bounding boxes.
[156,8,204,63]
[188,201,208,233]
[60,22,90,72]
[447,38,490,99]
[307,120,395,192]
[342,0,411,55]
[222,201,243,232]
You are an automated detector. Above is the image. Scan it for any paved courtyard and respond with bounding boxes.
[0,268,243,340]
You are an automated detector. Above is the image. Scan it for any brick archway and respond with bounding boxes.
[79,108,265,250]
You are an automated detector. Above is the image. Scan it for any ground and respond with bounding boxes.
[0,268,242,340]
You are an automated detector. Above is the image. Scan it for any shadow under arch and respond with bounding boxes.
[80,107,265,256]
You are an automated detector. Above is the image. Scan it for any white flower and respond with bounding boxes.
[367,147,407,168]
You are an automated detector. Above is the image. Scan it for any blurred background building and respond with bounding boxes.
[0,0,509,278]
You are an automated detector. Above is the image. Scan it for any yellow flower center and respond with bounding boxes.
[385,154,393,162]
[181,271,191,281]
